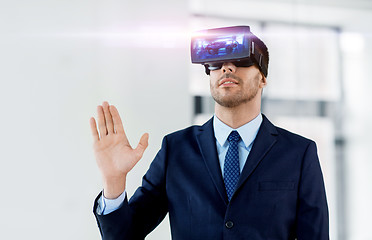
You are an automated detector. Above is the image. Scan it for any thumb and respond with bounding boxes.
[134,133,149,159]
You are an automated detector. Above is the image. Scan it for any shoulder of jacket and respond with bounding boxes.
[275,126,315,147]
[164,124,202,140]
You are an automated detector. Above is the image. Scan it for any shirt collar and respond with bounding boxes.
[213,113,263,149]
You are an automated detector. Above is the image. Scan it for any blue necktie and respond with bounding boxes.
[224,130,241,201]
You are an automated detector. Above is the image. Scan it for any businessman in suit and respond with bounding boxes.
[90,27,329,239]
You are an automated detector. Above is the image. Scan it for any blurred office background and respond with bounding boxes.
[0,0,371,239]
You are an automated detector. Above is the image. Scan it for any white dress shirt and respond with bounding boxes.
[213,113,262,176]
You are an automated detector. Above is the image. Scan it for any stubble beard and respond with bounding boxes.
[210,74,259,108]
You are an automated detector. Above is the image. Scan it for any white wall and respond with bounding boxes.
[342,32,372,240]
[0,1,188,239]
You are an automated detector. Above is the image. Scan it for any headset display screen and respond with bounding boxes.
[191,26,251,63]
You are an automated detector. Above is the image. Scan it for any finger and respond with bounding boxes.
[97,105,107,138]
[109,105,126,135]
[102,101,114,134]
[134,133,149,160]
[89,117,99,142]
[110,105,130,145]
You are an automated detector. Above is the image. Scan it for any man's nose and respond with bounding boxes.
[221,62,236,73]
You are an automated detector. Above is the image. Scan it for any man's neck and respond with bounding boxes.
[214,100,261,129]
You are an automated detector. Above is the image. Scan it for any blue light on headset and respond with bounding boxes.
[192,33,246,61]
[190,26,268,77]
[191,26,252,64]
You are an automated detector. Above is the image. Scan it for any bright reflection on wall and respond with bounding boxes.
[340,32,365,54]
[265,24,340,101]
[33,25,192,49]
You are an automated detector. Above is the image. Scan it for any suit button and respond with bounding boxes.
[225,221,234,229]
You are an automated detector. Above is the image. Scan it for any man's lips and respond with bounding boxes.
[219,78,239,87]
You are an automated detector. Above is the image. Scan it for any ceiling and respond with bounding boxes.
[189,0,372,31]
[261,0,372,10]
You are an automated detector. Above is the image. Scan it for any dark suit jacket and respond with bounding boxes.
[94,115,329,240]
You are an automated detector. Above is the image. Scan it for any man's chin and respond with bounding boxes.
[213,97,245,108]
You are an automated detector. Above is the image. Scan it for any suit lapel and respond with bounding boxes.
[196,117,228,205]
[235,114,278,192]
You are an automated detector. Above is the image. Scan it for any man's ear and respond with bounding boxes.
[260,74,267,88]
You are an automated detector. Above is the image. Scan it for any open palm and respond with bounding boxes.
[90,101,148,197]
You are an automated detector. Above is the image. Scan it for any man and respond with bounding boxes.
[90,26,329,239]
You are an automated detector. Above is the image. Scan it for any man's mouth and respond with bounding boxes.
[219,78,239,87]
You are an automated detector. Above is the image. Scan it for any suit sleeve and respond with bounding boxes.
[93,137,169,240]
[296,141,329,240]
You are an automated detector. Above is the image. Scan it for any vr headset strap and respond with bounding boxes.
[251,41,268,77]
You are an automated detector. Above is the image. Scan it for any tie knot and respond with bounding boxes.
[228,130,241,143]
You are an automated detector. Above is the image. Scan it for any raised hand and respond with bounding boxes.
[90,101,149,198]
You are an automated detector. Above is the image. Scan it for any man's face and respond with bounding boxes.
[209,62,266,108]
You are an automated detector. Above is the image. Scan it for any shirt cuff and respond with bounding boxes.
[96,190,126,215]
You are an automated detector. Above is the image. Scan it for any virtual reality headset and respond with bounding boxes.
[190,26,268,77]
